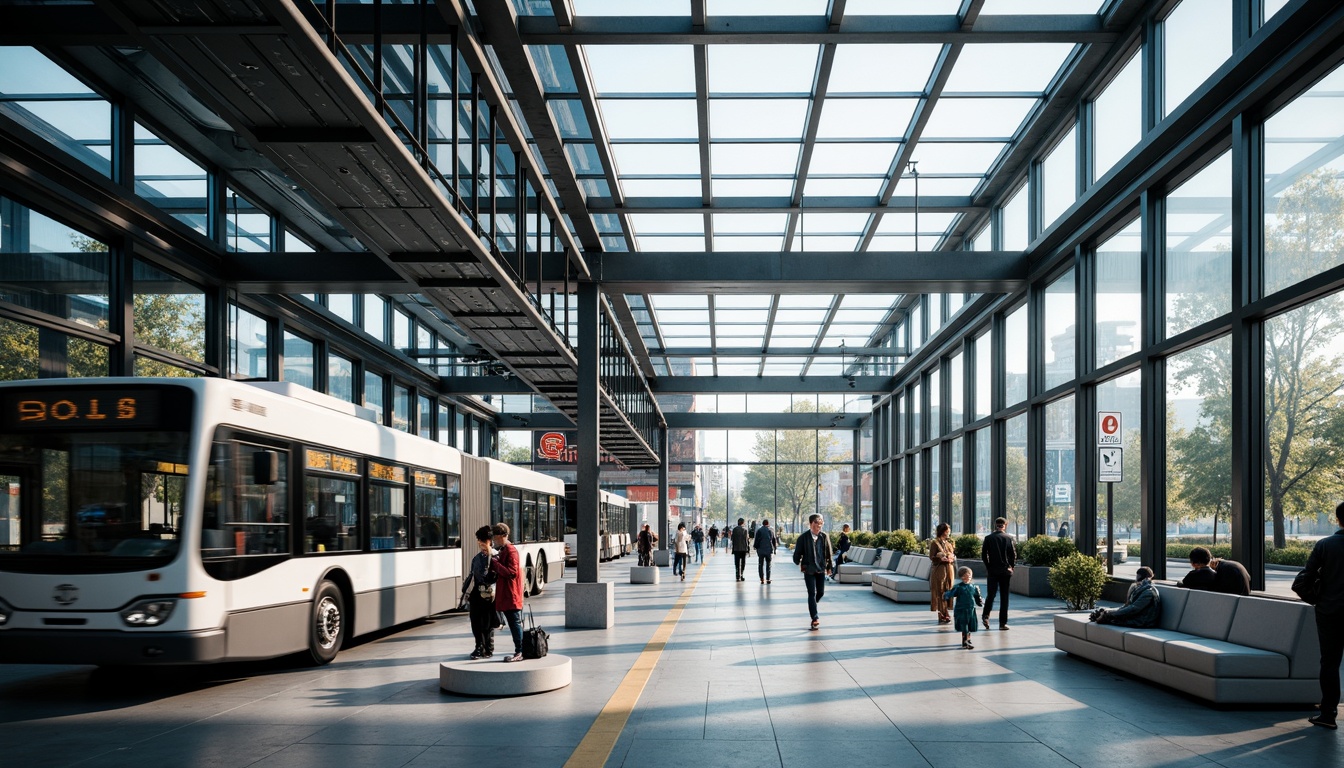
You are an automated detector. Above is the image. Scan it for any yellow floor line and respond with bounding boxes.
[563,559,704,768]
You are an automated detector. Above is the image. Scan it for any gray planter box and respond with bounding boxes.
[1010,564,1054,596]
[957,558,987,579]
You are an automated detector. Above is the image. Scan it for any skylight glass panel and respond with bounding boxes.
[829,44,942,93]
[833,308,889,323]
[772,324,822,337]
[620,178,704,196]
[717,295,773,308]
[892,176,982,196]
[547,100,591,139]
[584,46,695,94]
[529,46,576,93]
[708,45,819,94]
[776,308,830,323]
[713,0,829,13]
[599,99,698,139]
[638,236,706,252]
[709,99,809,139]
[715,235,785,251]
[808,143,898,175]
[712,178,795,197]
[777,294,833,308]
[717,315,768,329]
[845,0,961,14]
[875,212,959,233]
[762,361,806,376]
[803,178,884,197]
[844,294,901,308]
[799,212,870,233]
[868,235,920,250]
[629,213,705,234]
[711,143,801,175]
[943,44,1076,94]
[713,213,790,233]
[980,0,1106,13]
[564,142,604,173]
[911,142,1008,176]
[582,178,612,197]
[816,99,917,139]
[573,0,688,15]
[921,99,1037,139]
[797,235,860,251]
[652,295,708,310]
[612,143,702,174]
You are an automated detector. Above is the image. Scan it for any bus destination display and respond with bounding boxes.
[1,389,162,430]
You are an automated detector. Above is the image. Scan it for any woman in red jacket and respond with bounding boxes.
[490,522,526,662]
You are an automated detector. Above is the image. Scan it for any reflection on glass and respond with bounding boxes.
[0,47,110,176]
[225,188,271,252]
[1041,125,1077,229]
[930,444,941,533]
[1004,304,1028,406]
[135,123,207,235]
[1095,220,1141,368]
[1044,396,1076,540]
[1166,152,1231,338]
[229,303,268,380]
[975,329,992,420]
[950,437,963,535]
[0,197,109,329]
[1165,336,1231,569]
[1043,268,1076,390]
[928,368,941,439]
[912,451,922,539]
[1093,51,1141,180]
[949,350,964,432]
[329,354,354,403]
[284,332,315,390]
[1005,413,1028,539]
[975,428,991,535]
[1263,65,1344,295]
[1002,183,1029,250]
[134,259,205,364]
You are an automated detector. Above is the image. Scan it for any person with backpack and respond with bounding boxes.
[637,523,656,567]
[691,524,705,563]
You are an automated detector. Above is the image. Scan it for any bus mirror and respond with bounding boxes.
[252,450,279,485]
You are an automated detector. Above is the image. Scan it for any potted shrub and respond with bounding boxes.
[884,529,920,570]
[1012,535,1077,597]
[954,533,986,578]
[1048,553,1109,610]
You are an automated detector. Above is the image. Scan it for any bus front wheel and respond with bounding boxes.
[308,580,345,665]
[531,554,548,595]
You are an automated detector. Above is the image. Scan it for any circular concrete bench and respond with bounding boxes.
[439,654,572,697]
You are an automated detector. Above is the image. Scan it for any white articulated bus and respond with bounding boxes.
[0,377,564,666]
[563,485,631,564]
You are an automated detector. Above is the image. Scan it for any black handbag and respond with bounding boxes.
[1292,569,1320,605]
[522,606,549,659]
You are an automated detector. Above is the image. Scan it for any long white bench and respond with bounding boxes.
[836,549,897,584]
[871,555,932,603]
[1054,588,1321,704]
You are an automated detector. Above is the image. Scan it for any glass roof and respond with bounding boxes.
[501,0,1109,378]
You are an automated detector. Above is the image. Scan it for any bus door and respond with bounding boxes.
[0,464,36,551]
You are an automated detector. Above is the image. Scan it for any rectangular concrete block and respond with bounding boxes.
[653,550,671,566]
[565,581,615,628]
[630,565,660,584]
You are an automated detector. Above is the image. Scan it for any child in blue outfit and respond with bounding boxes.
[943,566,984,649]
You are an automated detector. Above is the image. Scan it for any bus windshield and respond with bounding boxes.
[0,429,191,570]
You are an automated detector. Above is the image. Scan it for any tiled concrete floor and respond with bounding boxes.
[0,548,1339,767]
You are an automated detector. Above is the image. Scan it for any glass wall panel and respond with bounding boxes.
[895,458,904,531]
[0,317,39,381]
[135,123,207,234]
[134,355,197,377]
[1004,304,1028,406]
[911,450,922,539]
[928,368,941,439]
[728,429,772,462]
[950,437,963,535]
[1005,412,1028,539]
[1043,268,1076,390]
[364,294,386,341]
[930,444,941,532]
[437,403,451,446]
[0,198,109,328]
[910,381,922,445]
[1166,152,1231,338]
[365,370,385,425]
[393,310,410,350]
[392,384,411,432]
[974,328,992,420]
[224,188,271,252]
[419,395,434,440]
[896,392,906,450]
[975,428,991,535]
[1264,295,1344,596]
[1093,51,1141,180]
[229,303,268,379]
[328,294,355,324]
[328,353,354,402]
[1165,336,1231,568]
[949,350,964,432]
[1263,65,1344,295]
[1095,220,1141,368]
[1097,370,1141,578]
[1041,125,1077,228]
[1162,0,1231,117]
[1002,183,1029,250]
[134,259,205,364]
[1044,395,1076,541]
[283,332,315,389]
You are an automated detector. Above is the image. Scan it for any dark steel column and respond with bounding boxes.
[576,280,600,584]
[658,427,669,553]
[1139,189,1166,579]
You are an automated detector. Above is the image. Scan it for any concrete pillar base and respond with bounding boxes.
[630,566,659,584]
[565,581,615,628]
[653,550,671,566]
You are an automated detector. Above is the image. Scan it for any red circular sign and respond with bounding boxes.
[1101,414,1119,435]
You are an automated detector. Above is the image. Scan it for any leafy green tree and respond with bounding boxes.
[739,402,844,533]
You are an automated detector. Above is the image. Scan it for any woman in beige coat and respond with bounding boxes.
[928,522,956,623]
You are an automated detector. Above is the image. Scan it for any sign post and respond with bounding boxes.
[1097,412,1122,574]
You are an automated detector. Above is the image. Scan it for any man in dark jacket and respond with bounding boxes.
[981,516,1016,630]
[833,524,852,580]
[1090,566,1161,628]
[1179,547,1219,591]
[792,514,833,630]
[1301,502,1344,729]
[753,519,777,584]
[1211,558,1251,596]
[730,517,751,582]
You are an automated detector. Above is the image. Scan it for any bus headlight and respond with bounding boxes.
[0,596,12,625]
[121,599,176,627]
